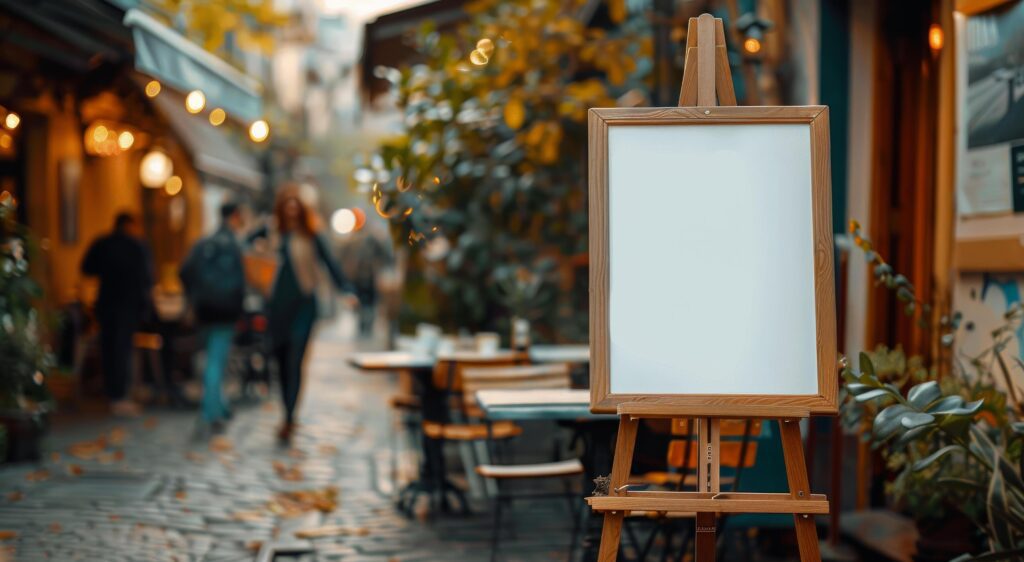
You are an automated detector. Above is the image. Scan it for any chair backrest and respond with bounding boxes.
[460,363,572,417]
[431,352,527,393]
[666,419,761,479]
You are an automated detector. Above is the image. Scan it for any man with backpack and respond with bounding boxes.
[180,202,247,433]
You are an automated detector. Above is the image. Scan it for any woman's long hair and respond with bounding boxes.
[273,183,320,236]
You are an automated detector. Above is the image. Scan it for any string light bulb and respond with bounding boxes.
[117,131,134,150]
[4,112,20,130]
[140,149,173,188]
[208,108,226,126]
[248,119,269,143]
[185,90,206,114]
[145,80,161,97]
[164,175,183,196]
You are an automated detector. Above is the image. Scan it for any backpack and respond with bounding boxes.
[182,230,245,323]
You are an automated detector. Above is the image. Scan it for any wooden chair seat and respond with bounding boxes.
[630,471,737,488]
[421,420,522,441]
[475,459,583,479]
[388,393,420,411]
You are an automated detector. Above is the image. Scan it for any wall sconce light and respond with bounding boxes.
[928,24,944,53]
[736,13,773,58]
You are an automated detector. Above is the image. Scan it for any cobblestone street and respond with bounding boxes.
[0,317,578,561]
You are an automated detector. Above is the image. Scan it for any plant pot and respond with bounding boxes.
[45,371,77,407]
[511,317,531,351]
[913,511,981,562]
[0,409,48,463]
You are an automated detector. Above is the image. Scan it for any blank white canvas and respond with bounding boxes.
[607,123,819,396]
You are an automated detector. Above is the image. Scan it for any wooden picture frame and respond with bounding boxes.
[588,105,838,415]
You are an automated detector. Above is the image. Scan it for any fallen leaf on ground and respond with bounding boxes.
[185,451,205,463]
[6,492,23,502]
[174,490,187,501]
[231,511,265,522]
[109,515,120,521]
[261,402,274,412]
[272,461,304,482]
[25,470,50,482]
[65,464,84,476]
[68,439,105,460]
[49,452,61,463]
[209,437,233,453]
[286,448,306,460]
[108,427,127,445]
[0,531,15,540]
[143,417,158,429]
[317,444,338,456]
[48,522,61,533]
[246,540,263,552]
[293,525,369,539]
[267,486,339,517]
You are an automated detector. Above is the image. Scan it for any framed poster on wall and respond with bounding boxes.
[58,158,81,244]
[958,0,1024,216]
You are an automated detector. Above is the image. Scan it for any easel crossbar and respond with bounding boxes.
[588,492,829,515]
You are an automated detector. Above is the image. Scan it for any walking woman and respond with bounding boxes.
[260,184,354,442]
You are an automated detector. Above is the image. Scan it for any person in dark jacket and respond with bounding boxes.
[258,184,354,442]
[179,202,246,431]
[81,212,154,417]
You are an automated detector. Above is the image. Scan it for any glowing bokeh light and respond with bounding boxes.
[249,119,270,142]
[117,131,134,150]
[331,208,357,234]
[140,150,173,188]
[164,175,183,196]
[145,80,161,97]
[928,24,944,52]
[208,108,226,126]
[4,112,19,130]
[185,90,206,114]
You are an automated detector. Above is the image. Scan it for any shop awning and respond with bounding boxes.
[149,88,264,191]
[123,8,262,123]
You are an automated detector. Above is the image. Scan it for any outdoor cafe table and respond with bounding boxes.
[474,388,618,478]
[348,347,590,515]
[475,388,618,560]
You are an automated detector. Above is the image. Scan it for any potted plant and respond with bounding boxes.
[492,261,556,349]
[843,220,1022,560]
[0,191,54,462]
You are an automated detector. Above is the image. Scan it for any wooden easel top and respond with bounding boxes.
[679,13,737,107]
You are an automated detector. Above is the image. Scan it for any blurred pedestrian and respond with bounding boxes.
[257,184,355,442]
[81,212,153,417]
[180,202,246,433]
[340,222,392,338]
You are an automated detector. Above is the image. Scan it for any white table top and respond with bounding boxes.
[350,344,590,371]
[475,389,614,421]
[528,344,590,364]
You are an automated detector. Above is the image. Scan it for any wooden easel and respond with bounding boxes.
[586,14,826,562]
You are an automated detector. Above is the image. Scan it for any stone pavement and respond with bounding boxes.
[0,317,579,562]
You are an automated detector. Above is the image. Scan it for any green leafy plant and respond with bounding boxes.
[845,220,1024,559]
[364,0,651,337]
[0,192,53,412]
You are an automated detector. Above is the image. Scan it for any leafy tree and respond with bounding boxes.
[0,193,52,411]
[150,0,286,57]
[365,0,651,339]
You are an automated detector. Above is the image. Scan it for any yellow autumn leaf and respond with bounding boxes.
[504,98,525,130]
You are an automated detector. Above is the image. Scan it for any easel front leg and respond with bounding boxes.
[779,419,822,562]
[695,417,720,562]
[596,415,639,562]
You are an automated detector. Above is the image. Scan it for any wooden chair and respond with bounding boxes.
[461,363,584,562]
[629,419,761,560]
[424,353,528,501]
